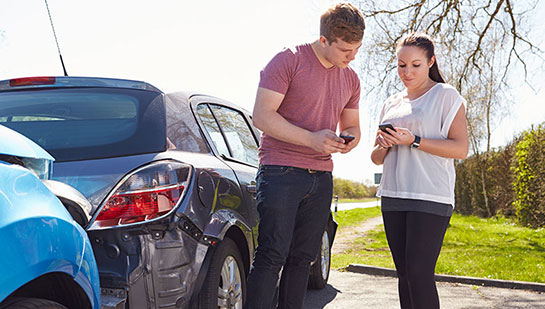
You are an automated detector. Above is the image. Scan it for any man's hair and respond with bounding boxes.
[320,3,365,44]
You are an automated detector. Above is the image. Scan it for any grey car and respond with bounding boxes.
[0,76,337,308]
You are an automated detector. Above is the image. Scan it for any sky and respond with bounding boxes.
[1,0,544,184]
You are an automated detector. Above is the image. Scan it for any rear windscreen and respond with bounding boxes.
[0,88,166,161]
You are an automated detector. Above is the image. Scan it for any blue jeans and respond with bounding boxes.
[245,165,333,309]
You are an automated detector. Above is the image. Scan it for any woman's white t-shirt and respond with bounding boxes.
[377,83,466,207]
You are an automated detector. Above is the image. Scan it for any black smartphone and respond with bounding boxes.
[379,123,396,135]
[340,135,355,144]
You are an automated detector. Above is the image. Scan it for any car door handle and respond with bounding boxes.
[246,185,257,194]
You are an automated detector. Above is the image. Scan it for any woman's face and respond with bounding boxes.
[396,45,434,90]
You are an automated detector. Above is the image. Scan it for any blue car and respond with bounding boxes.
[0,125,100,308]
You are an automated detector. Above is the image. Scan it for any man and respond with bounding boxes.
[246,3,365,308]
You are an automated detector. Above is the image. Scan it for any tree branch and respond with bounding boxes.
[457,0,505,90]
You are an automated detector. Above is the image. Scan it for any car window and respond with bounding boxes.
[196,104,230,157]
[164,95,208,153]
[0,88,165,161]
[209,105,259,166]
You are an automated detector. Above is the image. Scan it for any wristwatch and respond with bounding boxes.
[411,135,421,149]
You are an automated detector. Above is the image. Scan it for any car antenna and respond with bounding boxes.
[44,0,68,76]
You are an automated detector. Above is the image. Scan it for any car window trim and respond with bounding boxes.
[190,96,260,147]
[209,104,259,166]
[220,153,258,169]
[199,103,235,158]
[194,102,258,168]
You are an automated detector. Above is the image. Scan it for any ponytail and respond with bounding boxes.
[429,61,445,83]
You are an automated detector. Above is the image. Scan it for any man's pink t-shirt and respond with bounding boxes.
[258,43,360,172]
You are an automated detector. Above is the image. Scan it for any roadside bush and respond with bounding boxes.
[333,177,376,199]
[455,156,481,215]
[456,122,545,228]
[513,124,545,228]
[488,144,517,216]
[455,144,516,218]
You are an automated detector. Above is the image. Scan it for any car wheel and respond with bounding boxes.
[308,228,331,289]
[199,237,245,309]
[0,297,67,309]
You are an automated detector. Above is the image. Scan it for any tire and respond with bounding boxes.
[308,228,331,289]
[0,297,67,309]
[199,238,246,309]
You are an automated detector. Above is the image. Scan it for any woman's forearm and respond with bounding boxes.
[415,137,468,159]
[371,145,389,165]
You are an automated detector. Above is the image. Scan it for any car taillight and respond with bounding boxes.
[9,77,56,87]
[90,161,192,229]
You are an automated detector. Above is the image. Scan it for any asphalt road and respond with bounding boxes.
[303,270,545,308]
[330,200,380,212]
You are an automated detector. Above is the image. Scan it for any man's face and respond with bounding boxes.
[322,37,362,69]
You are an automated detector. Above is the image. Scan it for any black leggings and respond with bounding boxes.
[382,211,451,309]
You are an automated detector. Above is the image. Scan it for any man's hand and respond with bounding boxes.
[308,129,346,154]
[337,108,360,154]
[338,130,357,154]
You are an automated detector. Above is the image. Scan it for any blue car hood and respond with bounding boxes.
[0,124,54,161]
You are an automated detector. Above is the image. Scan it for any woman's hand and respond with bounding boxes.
[375,129,393,149]
[372,129,393,165]
[380,127,415,146]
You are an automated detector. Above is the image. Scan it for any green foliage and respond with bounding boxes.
[332,208,545,283]
[333,206,381,227]
[335,197,377,203]
[333,177,376,199]
[455,122,545,227]
[455,144,516,217]
[513,124,545,228]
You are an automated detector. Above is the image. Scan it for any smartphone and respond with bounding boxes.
[379,123,396,135]
[340,135,355,144]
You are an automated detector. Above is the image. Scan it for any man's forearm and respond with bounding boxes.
[253,110,312,147]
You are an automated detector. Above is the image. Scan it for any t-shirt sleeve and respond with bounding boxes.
[344,72,361,109]
[258,48,296,95]
[440,87,466,138]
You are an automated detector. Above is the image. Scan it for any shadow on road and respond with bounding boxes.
[303,284,341,309]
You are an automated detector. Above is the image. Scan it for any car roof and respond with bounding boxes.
[183,92,253,115]
[0,77,252,115]
[0,76,162,92]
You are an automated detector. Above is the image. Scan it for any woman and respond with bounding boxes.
[371,32,469,309]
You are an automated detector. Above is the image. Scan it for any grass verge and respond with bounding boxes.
[332,197,378,203]
[332,208,545,283]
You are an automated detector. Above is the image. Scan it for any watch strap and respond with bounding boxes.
[411,135,421,148]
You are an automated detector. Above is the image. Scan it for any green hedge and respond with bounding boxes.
[333,177,377,199]
[455,123,545,228]
[513,124,545,228]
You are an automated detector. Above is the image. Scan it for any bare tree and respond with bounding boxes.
[355,0,542,135]
[354,0,544,215]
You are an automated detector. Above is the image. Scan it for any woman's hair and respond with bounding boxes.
[397,32,445,83]
[320,3,365,44]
